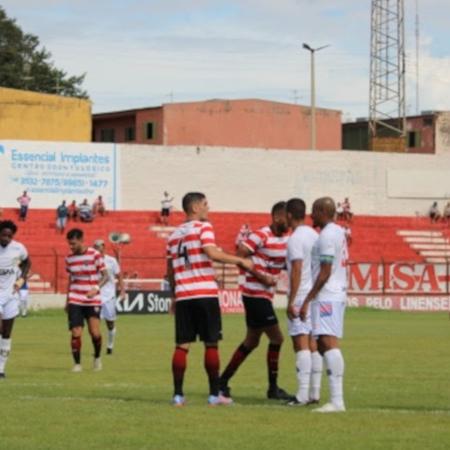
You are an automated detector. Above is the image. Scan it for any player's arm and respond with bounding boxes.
[116,271,126,301]
[14,256,31,291]
[203,245,253,271]
[86,268,108,299]
[287,259,302,319]
[237,241,276,287]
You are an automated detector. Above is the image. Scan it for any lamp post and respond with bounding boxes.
[302,43,330,150]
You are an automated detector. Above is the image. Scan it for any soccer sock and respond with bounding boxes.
[107,327,116,349]
[220,343,253,384]
[324,348,345,408]
[172,347,188,396]
[267,343,281,389]
[91,335,102,359]
[295,350,312,403]
[71,336,81,364]
[20,300,27,315]
[0,338,11,373]
[204,346,220,396]
[310,351,323,401]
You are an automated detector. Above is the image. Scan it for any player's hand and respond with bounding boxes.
[286,303,298,320]
[86,287,99,299]
[118,291,126,302]
[13,277,24,292]
[299,302,309,322]
[238,258,254,272]
[260,273,277,287]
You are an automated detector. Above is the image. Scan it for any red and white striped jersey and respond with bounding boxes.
[167,220,218,301]
[66,247,105,306]
[241,226,288,301]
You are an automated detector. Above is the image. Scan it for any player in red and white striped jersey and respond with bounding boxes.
[166,192,253,407]
[65,228,108,373]
[220,201,293,401]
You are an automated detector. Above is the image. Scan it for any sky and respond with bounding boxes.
[1,0,449,118]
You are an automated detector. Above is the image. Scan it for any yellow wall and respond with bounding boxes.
[0,87,91,142]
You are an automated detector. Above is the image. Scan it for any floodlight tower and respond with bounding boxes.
[369,0,406,150]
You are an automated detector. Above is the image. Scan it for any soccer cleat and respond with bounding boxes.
[219,384,232,400]
[0,373,5,379]
[71,364,82,373]
[106,348,113,355]
[312,402,346,413]
[172,395,186,407]
[308,398,320,405]
[267,386,294,401]
[286,397,308,407]
[93,358,102,371]
[208,394,233,406]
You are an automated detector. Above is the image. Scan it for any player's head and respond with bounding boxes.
[271,201,288,235]
[311,197,336,229]
[0,220,18,248]
[66,228,85,254]
[93,239,105,255]
[182,192,209,220]
[286,198,306,228]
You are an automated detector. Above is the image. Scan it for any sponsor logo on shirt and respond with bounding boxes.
[319,303,333,317]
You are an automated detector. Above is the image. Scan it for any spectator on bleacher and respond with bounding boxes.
[342,197,353,222]
[93,195,106,217]
[79,199,94,223]
[17,191,31,221]
[336,203,344,221]
[68,200,79,221]
[160,191,174,226]
[429,202,441,223]
[443,202,450,224]
[235,223,252,250]
[56,200,69,234]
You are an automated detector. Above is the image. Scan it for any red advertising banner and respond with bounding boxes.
[219,289,244,314]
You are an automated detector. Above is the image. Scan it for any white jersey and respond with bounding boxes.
[286,225,318,298]
[0,240,28,302]
[100,254,120,302]
[312,222,348,303]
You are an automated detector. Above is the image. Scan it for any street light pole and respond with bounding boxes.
[302,43,329,150]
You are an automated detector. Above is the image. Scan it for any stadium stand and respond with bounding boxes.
[1,207,449,293]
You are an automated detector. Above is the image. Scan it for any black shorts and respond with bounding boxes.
[175,297,222,344]
[242,296,278,329]
[68,304,101,329]
[161,208,170,217]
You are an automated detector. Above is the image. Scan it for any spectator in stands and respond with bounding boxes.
[336,202,344,221]
[235,223,252,250]
[17,191,31,221]
[444,202,450,225]
[79,199,93,223]
[93,195,106,217]
[56,200,69,234]
[160,191,174,226]
[342,197,353,222]
[429,202,441,223]
[68,200,79,221]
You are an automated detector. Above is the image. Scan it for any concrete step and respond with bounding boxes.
[397,230,443,237]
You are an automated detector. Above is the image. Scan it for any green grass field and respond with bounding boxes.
[1,308,449,450]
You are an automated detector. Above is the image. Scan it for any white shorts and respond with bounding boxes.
[100,297,117,321]
[311,300,346,338]
[287,295,312,336]
[0,294,20,320]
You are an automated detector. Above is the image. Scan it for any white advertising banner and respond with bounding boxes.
[0,140,119,209]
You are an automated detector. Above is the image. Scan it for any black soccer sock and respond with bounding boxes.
[267,343,281,389]
[220,343,253,385]
[71,336,81,364]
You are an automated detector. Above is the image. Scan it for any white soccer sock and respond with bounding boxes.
[107,327,116,349]
[295,350,312,403]
[20,300,28,315]
[0,338,12,374]
[324,348,345,408]
[310,351,323,401]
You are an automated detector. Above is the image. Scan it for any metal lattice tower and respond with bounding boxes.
[369,0,406,144]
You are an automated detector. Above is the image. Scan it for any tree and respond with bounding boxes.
[0,6,88,98]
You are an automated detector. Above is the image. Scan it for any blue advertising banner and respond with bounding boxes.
[0,141,119,209]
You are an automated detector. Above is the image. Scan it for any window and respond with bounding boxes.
[144,122,155,140]
[124,127,135,141]
[408,131,421,148]
[100,129,115,142]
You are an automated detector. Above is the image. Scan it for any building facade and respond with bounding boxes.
[93,99,342,150]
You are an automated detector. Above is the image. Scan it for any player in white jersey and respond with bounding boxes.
[284,198,323,406]
[93,240,125,355]
[0,220,31,378]
[300,197,348,413]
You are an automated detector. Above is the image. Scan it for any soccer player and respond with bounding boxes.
[93,239,125,355]
[166,192,253,406]
[284,198,323,406]
[0,220,31,378]
[300,197,348,413]
[219,202,291,401]
[65,228,108,372]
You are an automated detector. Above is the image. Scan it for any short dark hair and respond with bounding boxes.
[0,220,18,235]
[182,192,206,213]
[66,228,84,240]
[286,198,306,220]
[271,201,287,216]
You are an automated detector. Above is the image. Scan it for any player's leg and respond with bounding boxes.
[101,298,117,354]
[86,307,102,371]
[0,317,15,377]
[309,334,323,404]
[67,304,85,371]
[287,331,311,405]
[19,289,28,317]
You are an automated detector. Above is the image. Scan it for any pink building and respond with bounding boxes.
[93,99,342,150]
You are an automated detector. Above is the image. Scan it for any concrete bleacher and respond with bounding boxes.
[2,207,448,292]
